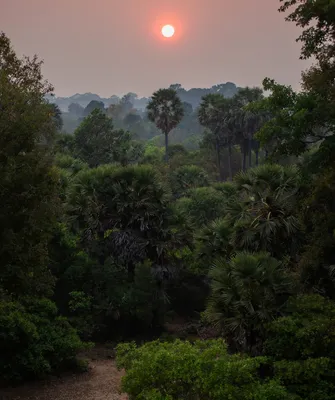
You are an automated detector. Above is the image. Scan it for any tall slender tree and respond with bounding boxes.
[147,88,184,162]
[199,94,235,181]
[233,87,264,169]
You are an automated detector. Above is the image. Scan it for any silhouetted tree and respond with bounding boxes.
[147,88,184,162]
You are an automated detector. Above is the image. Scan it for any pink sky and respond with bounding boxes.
[1,0,308,97]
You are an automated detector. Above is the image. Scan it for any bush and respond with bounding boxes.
[265,295,335,399]
[173,187,226,229]
[169,165,210,197]
[116,339,292,400]
[0,297,86,383]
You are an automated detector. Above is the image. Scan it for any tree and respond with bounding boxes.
[265,294,335,400]
[0,298,85,382]
[204,252,294,354]
[74,108,114,167]
[169,165,210,198]
[194,218,233,274]
[147,88,184,162]
[173,187,227,229]
[68,102,84,118]
[253,1,335,164]
[297,165,335,298]
[75,109,143,168]
[123,111,142,130]
[252,78,331,161]
[0,32,59,297]
[83,100,105,117]
[0,32,85,382]
[278,0,335,61]
[48,103,63,132]
[227,164,301,258]
[66,164,171,270]
[232,87,265,169]
[198,94,235,181]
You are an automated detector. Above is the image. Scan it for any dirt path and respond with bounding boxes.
[1,359,127,400]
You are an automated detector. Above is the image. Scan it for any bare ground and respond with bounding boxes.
[1,353,127,400]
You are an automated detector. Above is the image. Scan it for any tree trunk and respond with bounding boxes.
[164,131,169,162]
[248,134,252,168]
[228,142,233,181]
[242,139,247,171]
[216,138,224,181]
[255,149,259,166]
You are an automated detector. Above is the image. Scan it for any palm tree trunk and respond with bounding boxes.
[216,138,223,181]
[164,131,169,162]
[228,142,232,181]
[248,135,252,168]
[255,149,259,166]
[242,139,247,172]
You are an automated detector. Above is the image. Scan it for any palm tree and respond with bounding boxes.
[226,164,302,258]
[198,94,235,181]
[233,88,265,169]
[194,218,233,274]
[204,252,294,354]
[147,88,184,162]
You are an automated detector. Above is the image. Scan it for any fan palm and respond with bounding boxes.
[194,218,233,274]
[199,94,235,181]
[232,87,266,169]
[204,251,294,354]
[226,164,301,258]
[66,164,172,268]
[147,88,184,162]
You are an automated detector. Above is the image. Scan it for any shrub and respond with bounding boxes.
[173,187,226,229]
[116,339,292,400]
[265,294,335,399]
[0,297,86,383]
[169,165,210,197]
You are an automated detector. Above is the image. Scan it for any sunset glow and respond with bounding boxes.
[161,25,175,38]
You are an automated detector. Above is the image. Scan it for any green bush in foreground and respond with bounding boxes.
[116,339,292,400]
[265,295,335,400]
[0,297,87,383]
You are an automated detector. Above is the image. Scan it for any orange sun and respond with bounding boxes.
[161,24,175,38]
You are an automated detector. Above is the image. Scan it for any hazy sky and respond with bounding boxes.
[1,0,308,97]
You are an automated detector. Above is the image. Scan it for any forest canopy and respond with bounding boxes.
[2,1,335,399]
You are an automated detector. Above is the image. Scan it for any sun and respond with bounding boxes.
[161,24,175,38]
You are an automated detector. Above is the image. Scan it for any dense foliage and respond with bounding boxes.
[116,339,291,400]
[2,1,335,398]
[0,32,85,383]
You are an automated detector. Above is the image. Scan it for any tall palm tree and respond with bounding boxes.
[233,87,265,169]
[198,94,235,181]
[204,252,294,354]
[147,88,184,162]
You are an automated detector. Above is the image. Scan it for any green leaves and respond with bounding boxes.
[278,0,335,60]
[147,88,184,161]
[169,165,210,198]
[0,297,85,382]
[74,108,143,168]
[0,33,59,297]
[116,339,291,400]
[205,252,294,353]
[265,294,335,399]
[227,164,301,258]
[147,89,184,135]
